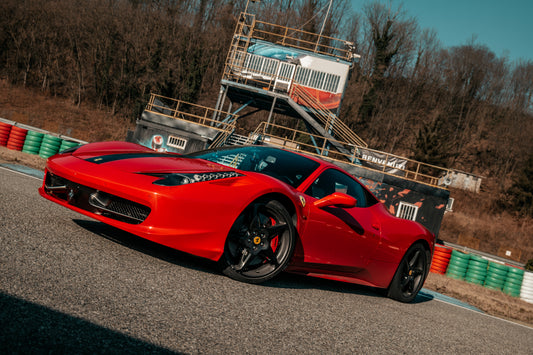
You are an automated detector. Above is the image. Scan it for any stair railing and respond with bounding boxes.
[289,85,367,147]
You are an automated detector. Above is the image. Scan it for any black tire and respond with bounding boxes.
[387,243,430,303]
[220,200,296,284]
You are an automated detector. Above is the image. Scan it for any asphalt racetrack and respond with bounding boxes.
[1,165,532,353]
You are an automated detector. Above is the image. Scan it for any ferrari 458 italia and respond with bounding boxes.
[39,142,435,302]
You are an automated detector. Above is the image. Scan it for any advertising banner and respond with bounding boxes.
[358,148,407,174]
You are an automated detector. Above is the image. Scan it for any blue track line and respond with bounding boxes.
[0,163,44,179]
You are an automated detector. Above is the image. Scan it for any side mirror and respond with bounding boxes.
[313,192,357,209]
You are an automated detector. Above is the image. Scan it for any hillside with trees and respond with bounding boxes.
[1,0,531,260]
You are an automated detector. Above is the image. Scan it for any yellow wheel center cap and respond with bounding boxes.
[253,236,261,245]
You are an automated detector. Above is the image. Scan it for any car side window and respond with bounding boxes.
[305,169,370,208]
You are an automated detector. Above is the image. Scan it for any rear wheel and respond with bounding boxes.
[387,243,430,303]
[220,200,296,284]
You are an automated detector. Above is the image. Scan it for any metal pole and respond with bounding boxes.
[266,97,277,130]
[316,0,333,51]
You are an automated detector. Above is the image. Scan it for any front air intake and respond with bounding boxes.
[88,191,150,223]
[44,172,151,224]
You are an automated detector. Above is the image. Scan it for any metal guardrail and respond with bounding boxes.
[441,241,525,268]
[209,130,233,149]
[248,121,453,189]
[145,94,237,134]
[243,13,357,62]
[144,93,451,188]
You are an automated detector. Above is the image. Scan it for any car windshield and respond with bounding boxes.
[187,146,320,188]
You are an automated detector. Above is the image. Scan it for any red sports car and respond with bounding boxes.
[39,142,434,302]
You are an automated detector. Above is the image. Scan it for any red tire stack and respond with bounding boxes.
[430,244,452,274]
[6,125,28,151]
[0,122,12,146]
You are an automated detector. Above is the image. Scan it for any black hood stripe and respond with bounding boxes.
[85,152,180,164]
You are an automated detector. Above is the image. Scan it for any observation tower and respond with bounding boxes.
[128,4,480,236]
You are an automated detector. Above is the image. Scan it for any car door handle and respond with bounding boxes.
[371,223,380,231]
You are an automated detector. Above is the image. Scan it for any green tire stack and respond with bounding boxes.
[39,134,62,159]
[484,262,509,291]
[465,254,488,285]
[446,250,470,280]
[503,267,524,297]
[59,139,80,152]
[22,131,45,155]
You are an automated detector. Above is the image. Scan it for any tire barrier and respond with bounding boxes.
[59,139,80,152]
[503,267,524,297]
[6,126,28,151]
[521,271,533,304]
[446,250,470,280]
[430,244,452,274]
[484,262,509,291]
[0,122,12,146]
[3,125,82,157]
[465,254,488,286]
[439,248,530,298]
[3,117,532,303]
[0,119,86,160]
[39,134,62,159]
[22,131,45,155]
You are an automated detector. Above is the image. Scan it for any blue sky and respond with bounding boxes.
[349,0,532,62]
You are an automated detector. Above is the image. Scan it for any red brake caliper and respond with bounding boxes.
[269,217,279,251]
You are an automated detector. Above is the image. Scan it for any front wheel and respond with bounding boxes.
[220,200,296,284]
[387,243,430,303]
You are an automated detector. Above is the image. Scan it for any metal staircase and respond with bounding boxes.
[210,131,250,148]
[285,97,353,157]
[289,85,367,148]
[225,133,250,146]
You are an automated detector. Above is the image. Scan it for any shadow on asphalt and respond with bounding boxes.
[73,219,219,274]
[0,293,177,353]
[262,273,434,304]
[73,219,433,304]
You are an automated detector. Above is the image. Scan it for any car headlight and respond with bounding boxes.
[151,171,243,186]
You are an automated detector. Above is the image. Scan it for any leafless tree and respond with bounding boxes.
[1,0,532,194]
